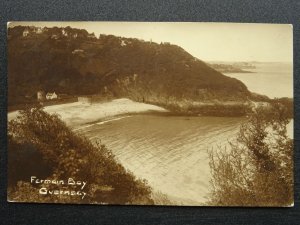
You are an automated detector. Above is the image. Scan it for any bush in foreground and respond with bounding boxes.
[208,103,293,206]
[8,108,153,204]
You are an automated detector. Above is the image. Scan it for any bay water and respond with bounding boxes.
[77,62,293,204]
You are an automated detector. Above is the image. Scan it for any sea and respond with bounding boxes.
[77,62,293,205]
[224,62,293,98]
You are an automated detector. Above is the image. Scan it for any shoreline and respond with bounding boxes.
[8,98,169,127]
[8,97,293,127]
[72,110,171,132]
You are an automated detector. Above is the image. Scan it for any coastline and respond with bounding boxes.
[8,98,169,127]
[8,97,293,127]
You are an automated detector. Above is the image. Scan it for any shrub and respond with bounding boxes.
[208,103,293,206]
[8,107,153,204]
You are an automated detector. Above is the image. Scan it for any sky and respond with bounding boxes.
[8,22,293,63]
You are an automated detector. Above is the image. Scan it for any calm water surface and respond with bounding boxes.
[224,62,293,98]
[78,115,244,204]
[76,62,293,204]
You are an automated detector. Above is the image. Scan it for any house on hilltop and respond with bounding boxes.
[23,28,30,37]
[121,40,127,46]
[62,29,68,36]
[34,27,43,34]
[23,27,43,37]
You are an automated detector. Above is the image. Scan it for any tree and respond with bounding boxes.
[208,103,293,206]
[8,107,153,204]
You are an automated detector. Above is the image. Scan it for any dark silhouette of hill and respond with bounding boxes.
[8,25,252,108]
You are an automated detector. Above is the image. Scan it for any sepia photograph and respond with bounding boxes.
[7,22,293,206]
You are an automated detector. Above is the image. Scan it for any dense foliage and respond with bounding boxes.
[159,101,251,117]
[208,103,293,206]
[8,25,250,108]
[8,108,153,204]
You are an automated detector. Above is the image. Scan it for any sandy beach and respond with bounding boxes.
[8,98,168,127]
